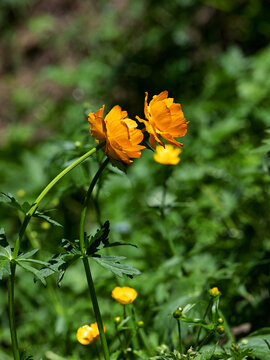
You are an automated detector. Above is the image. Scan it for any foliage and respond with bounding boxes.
[0,0,270,359]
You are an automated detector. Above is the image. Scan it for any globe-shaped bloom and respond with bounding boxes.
[137,91,188,149]
[88,105,145,164]
[112,286,138,305]
[154,144,181,165]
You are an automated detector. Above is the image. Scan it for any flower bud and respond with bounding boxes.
[217,325,225,334]
[173,307,183,319]
[137,320,144,328]
[209,287,220,297]
[114,316,121,324]
[217,317,224,324]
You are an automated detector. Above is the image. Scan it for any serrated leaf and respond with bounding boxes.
[92,255,141,278]
[34,211,62,227]
[0,192,24,212]
[16,261,47,286]
[17,249,39,259]
[86,221,110,254]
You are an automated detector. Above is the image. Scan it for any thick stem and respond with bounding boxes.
[13,145,100,258]
[79,158,110,359]
[177,319,183,355]
[197,331,213,352]
[79,158,109,255]
[195,298,212,348]
[82,257,110,360]
[8,262,20,360]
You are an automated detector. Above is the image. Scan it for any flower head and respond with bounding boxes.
[154,144,181,165]
[77,322,105,345]
[136,91,188,149]
[112,286,138,305]
[209,287,220,297]
[88,105,145,164]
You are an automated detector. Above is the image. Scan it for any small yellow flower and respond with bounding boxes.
[217,325,225,334]
[77,325,94,345]
[112,286,138,305]
[154,144,181,165]
[17,189,25,197]
[209,287,220,297]
[77,322,105,345]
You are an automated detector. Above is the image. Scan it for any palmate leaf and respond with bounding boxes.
[86,221,136,255]
[15,249,61,286]
[0,192,62,227]
[86,221,110,254]
[92,255,141,278]
[16,261,48,286]
[41,250,81,286]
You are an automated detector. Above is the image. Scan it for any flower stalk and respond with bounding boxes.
[8,144,101,357]
[79,158,110,360]
[8,262,20,360]
[177,319,183,355]
[13,145,100,259]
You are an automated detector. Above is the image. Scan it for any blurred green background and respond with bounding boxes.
[1,0,270,359]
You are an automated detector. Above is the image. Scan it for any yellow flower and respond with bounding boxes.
[88,105,145,164]
[154,144,181,165]
[111,286,138,305]
[136,91,188,149]
[77,322,105,345]
[209,287,220,297]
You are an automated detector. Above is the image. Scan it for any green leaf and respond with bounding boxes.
[16,249,39,259]
[86,221,110,254]
[241,334,270,359]
[16,261,47,286]
[92,255,141,278]
[0,192,24,212]
[34,211,62,227]
[86,221,136,256]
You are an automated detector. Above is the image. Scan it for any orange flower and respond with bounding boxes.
[88,105,145,164]
[154,144,181,165]
[112,286,138,305]
[136,91,188,149]
[77,322,105,345]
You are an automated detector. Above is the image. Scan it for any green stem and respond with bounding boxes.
[13,145,100,258]
[177,319,183,355]
[197,331,213,352]
[13,143,100,259]
[8,144,102,356]
[79,158,109,255]
[8,262,20,360]
[79,158,110,360]
[195,298,212,348]
[82,257,110,360]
